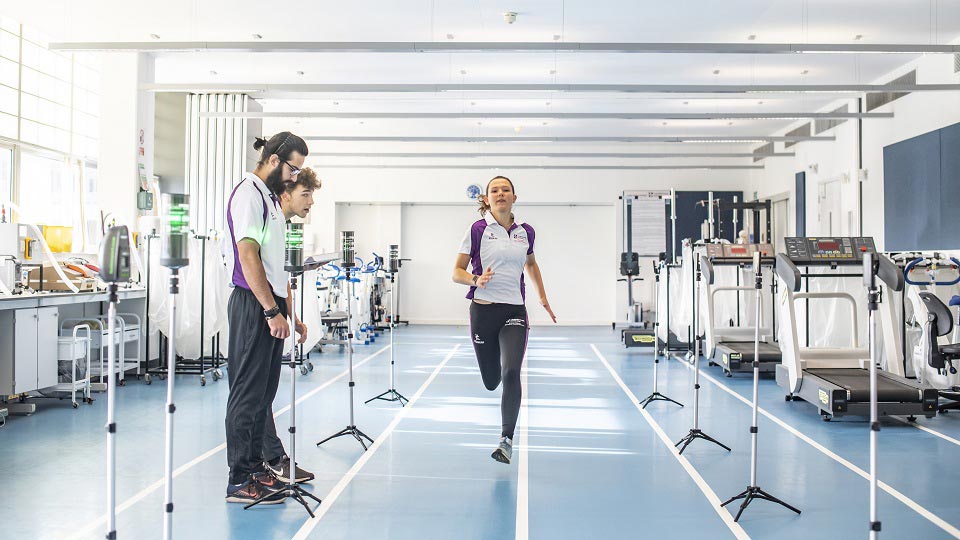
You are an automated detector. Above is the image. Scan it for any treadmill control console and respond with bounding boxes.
[783,237,876,264]
[703,243,775,260]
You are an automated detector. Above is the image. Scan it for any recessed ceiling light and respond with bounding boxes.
[252,33,262,40]
[747,35,756,41]
[446,33,455,40]
[713,69,721,75]
[150,33,160,40]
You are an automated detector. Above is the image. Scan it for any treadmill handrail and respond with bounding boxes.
[700,255,715,285]
[776,253,801,292]
[792,292,860,348]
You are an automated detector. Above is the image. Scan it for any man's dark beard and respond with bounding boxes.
[264,166,287,196]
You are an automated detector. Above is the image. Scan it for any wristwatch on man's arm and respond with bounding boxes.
[263,305,282,320]
[472,275,479,285]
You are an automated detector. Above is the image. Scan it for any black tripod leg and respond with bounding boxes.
[754,488,801,515]
[355,427,375,445]
[698,432,732,452]
[675,433,694,455]
[316,427,350,447]
[364,390,391,404]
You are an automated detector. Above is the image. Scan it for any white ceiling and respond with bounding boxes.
[5,0,960,167]
[7,1,960,44]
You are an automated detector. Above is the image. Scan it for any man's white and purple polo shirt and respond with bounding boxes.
[458,214,535,306]
[225,172,288,298]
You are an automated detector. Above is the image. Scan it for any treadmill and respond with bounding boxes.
[775,237,938,419]
[700,243,781,377]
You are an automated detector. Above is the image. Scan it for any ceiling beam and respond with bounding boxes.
[305,152,794,158]
[51,41,960,54]
[143,83,960,94]
[302,135,834,143]
[310,164,765,170]
[200,111,892,120]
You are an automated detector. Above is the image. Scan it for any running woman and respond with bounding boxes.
[452,176,557,464]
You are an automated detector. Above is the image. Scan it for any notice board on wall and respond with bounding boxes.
[624,192,668,257]
[883,121,960,251]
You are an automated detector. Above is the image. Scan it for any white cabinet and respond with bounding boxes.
[0,307,59,394]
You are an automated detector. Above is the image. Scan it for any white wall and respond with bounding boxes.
[304,167,751,325]
[750,53,960,249]
[98,52,152,231]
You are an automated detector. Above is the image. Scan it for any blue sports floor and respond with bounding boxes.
[2,325,959,539]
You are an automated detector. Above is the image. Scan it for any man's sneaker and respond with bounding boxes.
[252,471,285,493]
[225,479,286,504]
[491,436,513,464]
[265,456,315,484]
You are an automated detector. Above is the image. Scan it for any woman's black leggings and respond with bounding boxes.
[469,301,529,439]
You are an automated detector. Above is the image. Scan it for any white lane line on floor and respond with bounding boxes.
[892,416,960,447]
[667,354,960,539]
[64,343,392,540]
[516,356,530,540]
[591,345,751,540]
[291,344,460,540]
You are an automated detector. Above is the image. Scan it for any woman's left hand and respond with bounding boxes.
[540,298,557,323]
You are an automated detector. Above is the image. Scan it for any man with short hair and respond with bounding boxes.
[257,167,321,481]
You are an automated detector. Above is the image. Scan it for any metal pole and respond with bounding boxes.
[105,284,118,540]
[693,258,701,430]
[347,271,355,426]
[162,271,178,540]
[288,274,298,494]
[866,253,881,540]
[708,191,715,240]
[670,189,677,263]
[390,274,396,390]
[750,266,761,488]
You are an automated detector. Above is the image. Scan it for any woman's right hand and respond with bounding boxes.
[476,266,495,288]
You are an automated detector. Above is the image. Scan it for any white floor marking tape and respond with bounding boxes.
[65,343,391,540]
[892,415,960,448]
[516,355,530,540]
[591,345,751,540]
[667,353,960,539]
[291,344,460,540]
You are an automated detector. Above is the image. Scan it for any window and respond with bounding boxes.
[81,162,99,251]
[0,145,11,206]
[19,151,81,250]
[0,15,102,253]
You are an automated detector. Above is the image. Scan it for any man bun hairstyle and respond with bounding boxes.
[477,175,514,217]
[254,131,309,165]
